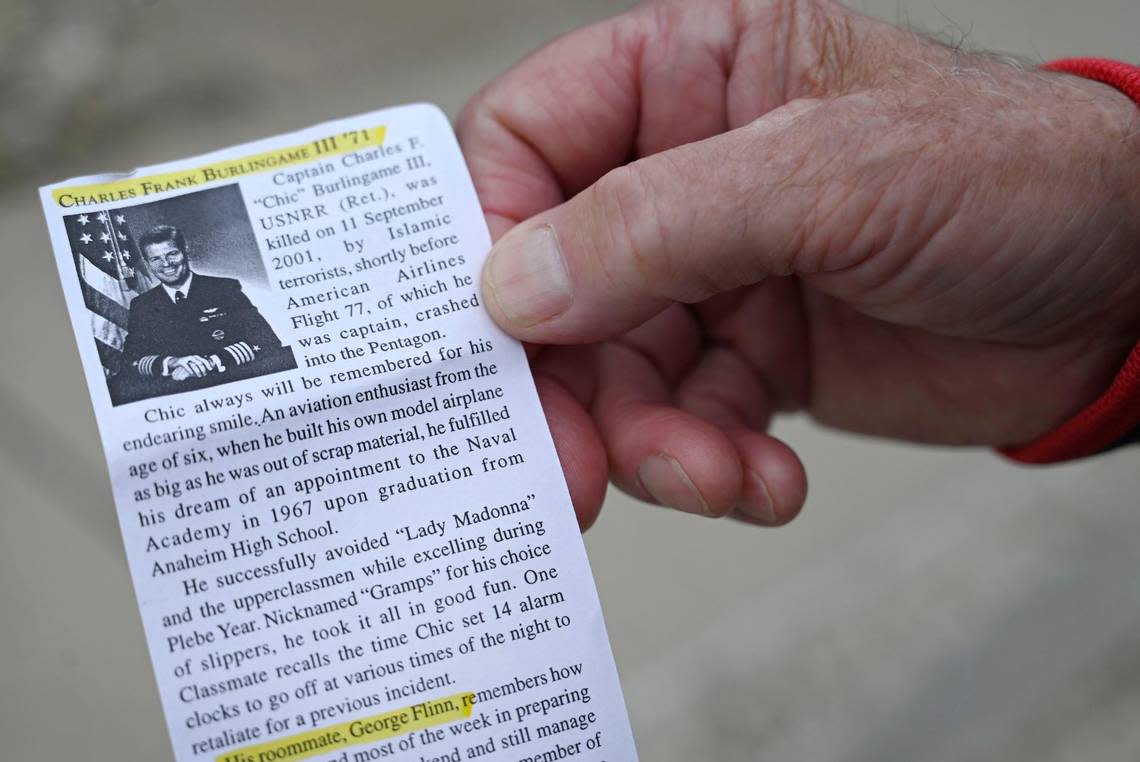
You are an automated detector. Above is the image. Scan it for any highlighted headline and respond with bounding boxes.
[51,126,386,208]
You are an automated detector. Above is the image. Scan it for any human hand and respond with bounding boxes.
[458,0,1140,529]
[170,355,212,381]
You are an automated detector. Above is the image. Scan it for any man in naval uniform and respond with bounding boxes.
[118,224,290,400]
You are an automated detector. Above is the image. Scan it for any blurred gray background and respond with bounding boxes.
[2,1,1139,760]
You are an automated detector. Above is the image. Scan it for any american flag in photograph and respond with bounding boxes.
[65,210,154,376]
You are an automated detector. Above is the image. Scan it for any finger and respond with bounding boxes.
[533,373,607,532]
[694,279,811,411]
[530,345,598,411]
[614,304,703,388]
[457,2,737,237]
[480,97,860,344]
[670,343,809,526]
[665,345,809,524]
[531,306,704,411]
[593,341,743,517]
[477,2,974,346]
[460,0,897,239]
[675,345,771,430]
[724,428,807,526]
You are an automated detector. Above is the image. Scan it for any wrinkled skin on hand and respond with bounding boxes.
[458,0,1140,529]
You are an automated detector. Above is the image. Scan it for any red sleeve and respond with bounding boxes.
[1001,58,1140,464]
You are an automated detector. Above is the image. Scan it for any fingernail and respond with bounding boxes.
[485,224,572,328]
[734,470,776,524]
[637,454,710,516]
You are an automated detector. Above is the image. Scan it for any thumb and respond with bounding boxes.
[480,100,845,344]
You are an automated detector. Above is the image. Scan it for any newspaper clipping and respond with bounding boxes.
[40,104,637,762]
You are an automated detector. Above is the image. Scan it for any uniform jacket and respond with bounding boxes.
[121,273,282,379]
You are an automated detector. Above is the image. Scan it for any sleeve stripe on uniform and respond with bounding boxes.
[225,342,255,365]
[136,355,160,376]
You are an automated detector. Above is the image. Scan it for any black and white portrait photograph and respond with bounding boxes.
[66,184,295,405]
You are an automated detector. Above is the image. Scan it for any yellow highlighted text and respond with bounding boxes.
[216,691,474,762]
[52,126,386,207]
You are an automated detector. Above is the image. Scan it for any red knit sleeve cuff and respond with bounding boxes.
[1001,58,1140,464]
[1042,58,1140,103]
[1001,345,1140,463]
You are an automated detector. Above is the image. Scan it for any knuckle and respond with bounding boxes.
[590,160,718,303]
[770,0,860,97]
[587,162,674,297]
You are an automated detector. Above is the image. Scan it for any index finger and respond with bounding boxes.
[456,1,738,239]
